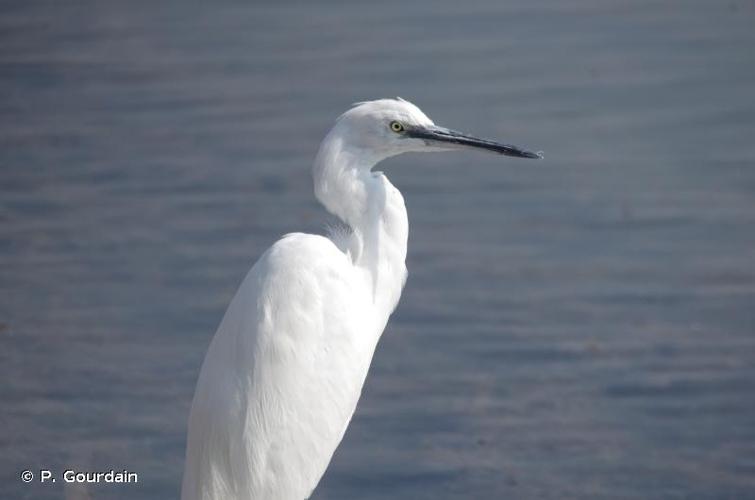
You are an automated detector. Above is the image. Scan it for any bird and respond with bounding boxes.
[180,98,541,500]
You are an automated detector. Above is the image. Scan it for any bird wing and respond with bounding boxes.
[181,233,373,500]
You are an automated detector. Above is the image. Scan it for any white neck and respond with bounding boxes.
[313,128,409,318]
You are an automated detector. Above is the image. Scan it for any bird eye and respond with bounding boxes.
[389,121,405,133]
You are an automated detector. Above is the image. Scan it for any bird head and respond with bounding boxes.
[333,97,543,163]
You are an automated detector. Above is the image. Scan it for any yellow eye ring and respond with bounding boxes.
[390,121,405,133]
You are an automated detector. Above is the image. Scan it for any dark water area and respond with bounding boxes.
[2,1,754,499]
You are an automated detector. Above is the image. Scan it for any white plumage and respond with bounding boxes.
[181,98,540,500]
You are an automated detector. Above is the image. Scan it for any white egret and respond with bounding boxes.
[181,98,541,500]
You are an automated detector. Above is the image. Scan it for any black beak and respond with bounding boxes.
[406,125,543,159]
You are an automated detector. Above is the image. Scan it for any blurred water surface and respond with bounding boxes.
[2,1,755,499]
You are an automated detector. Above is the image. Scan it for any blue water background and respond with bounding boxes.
[1,1,754,498]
